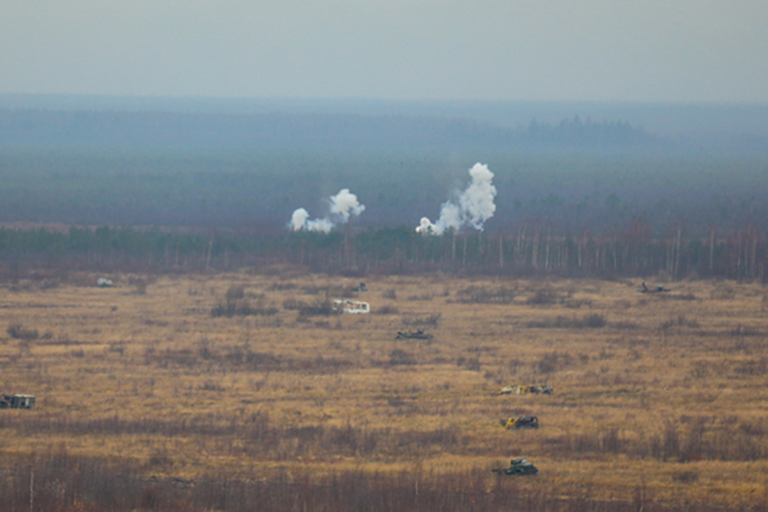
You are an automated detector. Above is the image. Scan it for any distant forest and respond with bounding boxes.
[0,109,658,150]
[0,101,767,281]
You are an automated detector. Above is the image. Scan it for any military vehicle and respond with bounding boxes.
[498,384,553,395]
[396,329,433,340]
[332,299,370,314]
[500,415,539,429]
[641,282,670,293]
[0,394,35,409]
[492,457,538,475]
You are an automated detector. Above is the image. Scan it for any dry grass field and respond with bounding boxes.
[1,269,767,509]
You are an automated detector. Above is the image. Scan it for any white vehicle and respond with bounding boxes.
[332,299,370,314]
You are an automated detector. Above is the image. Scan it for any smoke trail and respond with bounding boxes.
[290,189,366,233]
[416,163,496,235]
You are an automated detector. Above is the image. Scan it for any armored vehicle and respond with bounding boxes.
[492,457,538,475]
[500,415,539,429]
[396,329,433,340]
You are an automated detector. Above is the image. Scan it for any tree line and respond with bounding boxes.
[0,109,659,151]
[0,221,764,282]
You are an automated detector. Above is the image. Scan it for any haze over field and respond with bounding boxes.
[0,2,767,238]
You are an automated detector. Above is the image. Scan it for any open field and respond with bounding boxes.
[1,270,767,509]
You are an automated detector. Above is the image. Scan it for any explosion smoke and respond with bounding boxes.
[416,163,497,235]
[290,188,366,233]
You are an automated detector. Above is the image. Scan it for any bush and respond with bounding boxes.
[731,324,760,336]
[225,285,245,300]
[536,351,573,374]
[389,349,417,366]
[211,299,278,318]
[671,471,699,484]
[282,298,309,310]
[526,287,558,305]
[402,313,441,326]
[455,285,516,304]
[128,276,154,295]
[407,293,433,301]
[6,322,39,341]
[297,298,336,318]
[457,356,481,371]
[527,314,606,329]
[583,313,607,328]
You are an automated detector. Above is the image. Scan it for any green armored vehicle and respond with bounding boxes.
[492,457,538,475]
[396,329,433,340]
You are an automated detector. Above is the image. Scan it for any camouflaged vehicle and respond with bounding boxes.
[492,458,539,475]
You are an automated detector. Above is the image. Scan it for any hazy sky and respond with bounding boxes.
[2,0,766,102]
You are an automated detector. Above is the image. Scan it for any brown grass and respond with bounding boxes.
[0,274,767,509]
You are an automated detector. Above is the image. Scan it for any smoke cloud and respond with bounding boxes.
[416,163,497,235]
[329,188,366,222]
[290,188,366,233]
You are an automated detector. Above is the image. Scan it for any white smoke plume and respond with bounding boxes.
[416,163,496,235]
[290,189,366,233]
[329,188,366,222]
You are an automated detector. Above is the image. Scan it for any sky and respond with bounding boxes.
[1,0,767,103]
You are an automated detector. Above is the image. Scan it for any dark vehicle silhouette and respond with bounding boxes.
[396,329,433,340]
[492,457,538,475]
[500,415,539,429]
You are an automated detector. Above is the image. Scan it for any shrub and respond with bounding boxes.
[401,313,441,326]
[527,314,606,329]
[733,357,768,376]
[583,313,607,328]
[147,450,174,468]
[536,351,573,374]
[225,285,245,300]
[211,299,278,318]
[660,315,699,330]
[282,298,309,310]
[297,297,336,318]
[128,276,154,295]
[199,381,225,392]
[6,322,39,341]
[389,349,417,366]
[565,298,592,309]
[710,286,735,300]
[457,356,481,371]
[731,324,759,336]
[456,285,516,304]
[268,282,296,291]
[671,471,699,484]
[527,287,558,305]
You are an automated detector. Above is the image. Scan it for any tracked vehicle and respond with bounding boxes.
[500,415,539,429]
[492,458,538,475]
